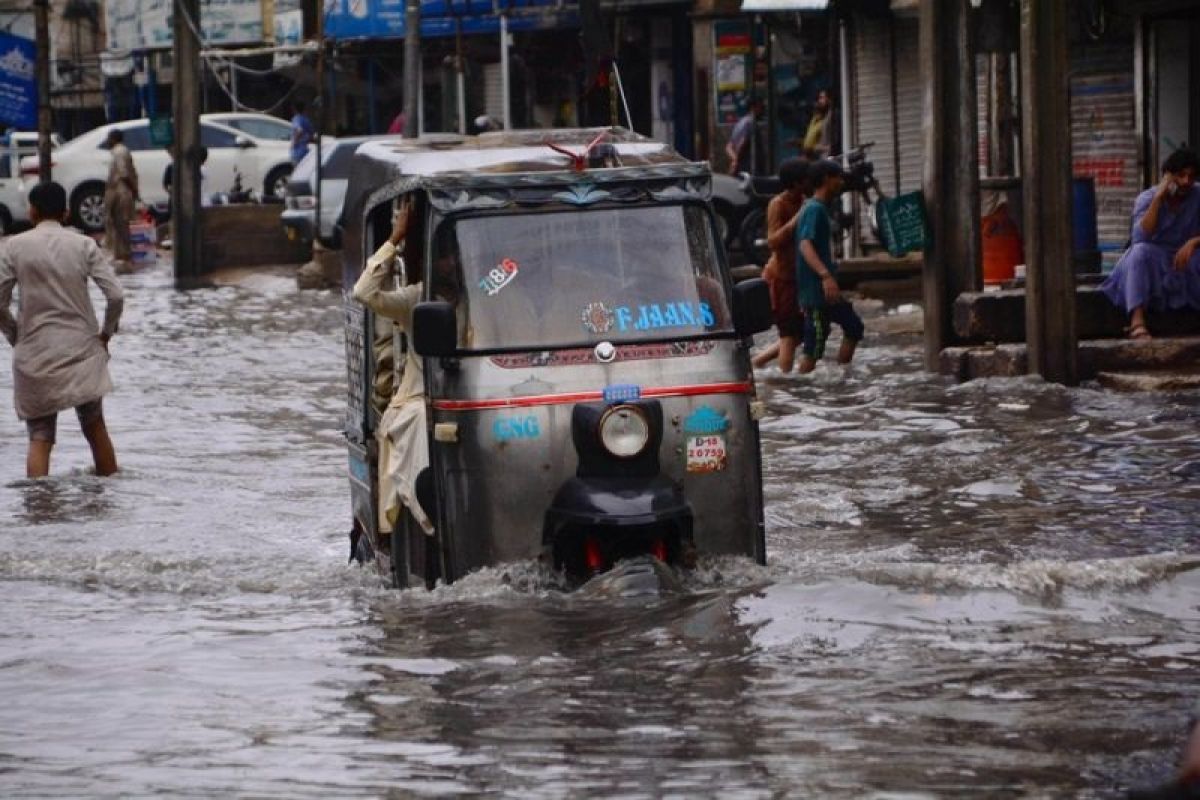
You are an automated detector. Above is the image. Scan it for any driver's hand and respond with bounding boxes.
[389,197,413,246]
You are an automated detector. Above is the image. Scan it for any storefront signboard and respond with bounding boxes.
[323,0,579,39]
[0,32,36,129]
[103,0,266,50]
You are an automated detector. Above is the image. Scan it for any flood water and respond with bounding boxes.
[2,261,1198,798]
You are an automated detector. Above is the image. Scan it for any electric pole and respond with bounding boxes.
[172,0,203,287]
[403,0,419,137]
[34,0,51,181]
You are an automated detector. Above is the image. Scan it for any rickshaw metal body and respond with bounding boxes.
[340,128,767,587]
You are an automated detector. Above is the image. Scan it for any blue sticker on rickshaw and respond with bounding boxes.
[613,301,715,332]
[493,415,541,441]
[603,384,641,402]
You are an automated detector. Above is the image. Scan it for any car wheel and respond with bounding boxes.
[72,183,107,233]
[264,165,292,199]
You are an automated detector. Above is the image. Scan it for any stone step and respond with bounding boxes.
[954,285,1200,343]
[939,335,1200,381]
[1096,367,1200,392]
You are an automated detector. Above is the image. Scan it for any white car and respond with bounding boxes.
[201,112,293,143]
[22,117,295,232]
[0,131,63,233]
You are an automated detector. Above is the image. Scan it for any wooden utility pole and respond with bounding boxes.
[172,0,203,288]
[315,10,324,244]
[919,0,981,370]
[403,0,420,137]
[34,0,51,181]
[1019,0,1077,384]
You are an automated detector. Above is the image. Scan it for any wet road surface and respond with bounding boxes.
[1,262,1198,797]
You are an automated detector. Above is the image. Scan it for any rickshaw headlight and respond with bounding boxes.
[598,405,651,459]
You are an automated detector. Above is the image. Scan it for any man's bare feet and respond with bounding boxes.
[797,356,816,374]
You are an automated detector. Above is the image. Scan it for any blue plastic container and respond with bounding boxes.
[1072,176,1100,273]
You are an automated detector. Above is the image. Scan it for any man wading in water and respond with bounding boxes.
[0,182,124,478]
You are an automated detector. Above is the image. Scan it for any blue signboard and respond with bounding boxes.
[0,33,36,129]
[324,0,579,39]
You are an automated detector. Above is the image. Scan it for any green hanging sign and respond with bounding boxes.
[877,191,928,257]
[149,115,174,148]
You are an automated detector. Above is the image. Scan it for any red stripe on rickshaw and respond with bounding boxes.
[431,381,753,412]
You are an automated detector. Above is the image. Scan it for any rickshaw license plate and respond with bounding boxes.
[686,434,727,473]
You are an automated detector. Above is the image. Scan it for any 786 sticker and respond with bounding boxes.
[479,258,519,296]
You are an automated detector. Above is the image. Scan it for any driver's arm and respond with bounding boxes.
[353,240,421,328]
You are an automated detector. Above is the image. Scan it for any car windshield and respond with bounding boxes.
[221,117,291,141]
[435,204,730,351]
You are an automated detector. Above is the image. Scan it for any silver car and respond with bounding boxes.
[281,135,401,249]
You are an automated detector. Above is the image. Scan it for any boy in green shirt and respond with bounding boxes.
[794,159,864,374]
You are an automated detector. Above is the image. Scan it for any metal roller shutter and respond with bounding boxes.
[852,14,895,246]
[1069,40,1138,268]
[892,16,922,195]
[852,13,920,247]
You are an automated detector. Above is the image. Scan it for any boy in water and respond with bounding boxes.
[795,159,863,374]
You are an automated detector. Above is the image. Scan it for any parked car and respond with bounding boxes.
[201,112,293,143]
[0,130,63,233]
[281,136,394,249]
[20,117,295,232]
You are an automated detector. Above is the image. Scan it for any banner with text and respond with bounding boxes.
[0,33,36,129]
[104,0,266,51]
[322,0,579,40]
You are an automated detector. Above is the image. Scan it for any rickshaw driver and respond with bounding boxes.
[352,196,464,541]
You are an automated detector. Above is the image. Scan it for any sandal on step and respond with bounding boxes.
[1128,324,1151,340]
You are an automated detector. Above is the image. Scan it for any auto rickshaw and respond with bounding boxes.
[340,127,771,588]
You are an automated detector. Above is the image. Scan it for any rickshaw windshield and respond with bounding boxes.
[436,203,731,351]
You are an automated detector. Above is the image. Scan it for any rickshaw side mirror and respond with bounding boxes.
[732,277,772,337]
[413,301,458,357]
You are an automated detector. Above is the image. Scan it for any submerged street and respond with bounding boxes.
[1,261,1198,797]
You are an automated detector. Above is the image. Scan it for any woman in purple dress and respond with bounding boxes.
[1101,148,1200,339]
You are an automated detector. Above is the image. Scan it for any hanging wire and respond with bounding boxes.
[208,53,285,78]
[206,60,301,114]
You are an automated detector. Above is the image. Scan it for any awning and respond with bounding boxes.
[739,0,827,11]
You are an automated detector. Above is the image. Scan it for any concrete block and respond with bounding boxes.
[1096,368,1200,392]
[200,204,309,270]
[953,285,1200,343]
[939,347,971,381]
[940,335,1200,382]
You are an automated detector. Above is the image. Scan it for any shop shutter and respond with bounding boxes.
[483,62,505,121]
[852,14,896,246]
[852,14,921,247]
[1069,40,1138,267]
[892,16,922,195]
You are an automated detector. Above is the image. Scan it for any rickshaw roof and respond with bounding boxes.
[350,127,691,181]
[340,127,714,288]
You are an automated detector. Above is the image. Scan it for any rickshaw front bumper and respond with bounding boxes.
[543,475,694,578]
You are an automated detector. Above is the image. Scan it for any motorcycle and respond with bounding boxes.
[731,143,887,266]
